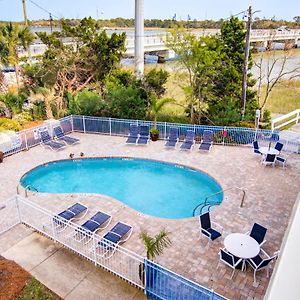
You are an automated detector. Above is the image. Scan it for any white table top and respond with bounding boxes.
[224,233,260,259]
[259,147,279,156]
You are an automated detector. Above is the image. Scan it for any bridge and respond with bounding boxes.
[20,29,300,59]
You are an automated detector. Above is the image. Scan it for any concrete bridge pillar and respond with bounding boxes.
[134,0,144,77]
[284,39,297,50]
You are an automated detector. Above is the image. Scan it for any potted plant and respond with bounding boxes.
[149,94,174,141]
[139,229,172,284]
[150,127,159,141]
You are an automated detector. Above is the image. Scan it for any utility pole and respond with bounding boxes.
[21,0,32,63]
[22,0,28,26]
[134,0,144,77]
[49,13,53,33]
[241,6,252,119]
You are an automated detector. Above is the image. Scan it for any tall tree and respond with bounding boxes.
[0,23,34,87]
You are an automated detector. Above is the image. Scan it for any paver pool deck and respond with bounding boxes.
[0,133,300,300]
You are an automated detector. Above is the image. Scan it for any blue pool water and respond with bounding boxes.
[20,158,223,219]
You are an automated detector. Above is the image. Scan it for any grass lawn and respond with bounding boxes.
[19,278,61,300]
[263,80,300,114]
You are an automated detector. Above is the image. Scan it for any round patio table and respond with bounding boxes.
[259,147,279,156]
[224,233,260,259]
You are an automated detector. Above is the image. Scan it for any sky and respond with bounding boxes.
[0,0,298,22]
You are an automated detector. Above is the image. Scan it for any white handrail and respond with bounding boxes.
[272,109,300,131]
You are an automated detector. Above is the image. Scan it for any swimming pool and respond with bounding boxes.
[20,158,223,219]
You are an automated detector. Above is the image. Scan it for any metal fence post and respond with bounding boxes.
[109,118,112,136]
[24,132,28,150]
[93,234,97,266]
[71,115,74,132]
[164,122,167,140]
[15,195,22,223]
[83,116,86,133]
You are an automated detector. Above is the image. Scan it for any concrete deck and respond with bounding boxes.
[0,133,300,299]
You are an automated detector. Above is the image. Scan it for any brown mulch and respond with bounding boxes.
[0,256,30,300]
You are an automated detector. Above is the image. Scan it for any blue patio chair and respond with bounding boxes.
[247,249,279,284]
[54,126,80,145]
[199,130,213,152]
[126,124,139,144]
[199,212,223,244]
[252,141,261,155]
[137,125,150,145]
[94,221,133,258]
[218,248,243,279]
[246,223,267,246]
[165,127,179,148]
[40,130,66,151]
[180,130,195,150]
[274,141,284,153]
[74,211,112,243]
[54,202,88,230]
[275,155,287,168]
[261,154,276,167]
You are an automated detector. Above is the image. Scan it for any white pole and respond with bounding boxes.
[134,0,144,77]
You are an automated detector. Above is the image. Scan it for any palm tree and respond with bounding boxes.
[139,229,172,260]
[139,229,172,283]
[30,87,55,119]
[149,94,174,129]
[0,23,34,88]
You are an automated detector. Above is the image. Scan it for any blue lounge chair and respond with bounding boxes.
[95,221,133,258]
[54,202,88,230]
[54,126,79,145]
[165,127,179,148]
[199,130,213,152]
[253,141,261,155]
[74,211,112,243]
[180,130,195,150]
[199,212,223,244]
[40,130,66,151]
[126,124,139,144]
[246,223,267,246]
[137,125,150,145]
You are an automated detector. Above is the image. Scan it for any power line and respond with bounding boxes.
[27,0,59,19]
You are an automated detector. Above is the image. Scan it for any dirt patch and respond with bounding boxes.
[0,256,30,300]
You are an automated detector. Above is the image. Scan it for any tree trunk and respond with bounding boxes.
[44,96,54,119]
[14,63,20,89]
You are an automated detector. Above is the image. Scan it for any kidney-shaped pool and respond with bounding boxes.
[20,158,223,219]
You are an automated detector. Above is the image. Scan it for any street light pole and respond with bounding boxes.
[21,0,32,64]
[134,0,144,77]
[241,6,252,119]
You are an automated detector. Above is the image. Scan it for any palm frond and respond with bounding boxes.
[140,230,172,260]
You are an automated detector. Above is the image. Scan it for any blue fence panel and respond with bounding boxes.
[72,116,84,132]
[111,119,134,136]
[145,260,226,300]
[59,117,72,133]
[85,117,110,134]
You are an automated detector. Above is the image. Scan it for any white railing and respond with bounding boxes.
[0,195,226,299]
[0,196,20,235]
[15,195,144,288]
[271,109,300,130]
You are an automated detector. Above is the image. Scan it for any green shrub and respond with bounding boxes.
[76,90,104,116]
[0,118,21,131]
[12,112,33,126]
[106,85,146,120]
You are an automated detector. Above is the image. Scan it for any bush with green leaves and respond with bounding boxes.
[0,118,21,131]
[106,85,147,120]
[70,89,104,116]
[0,92,25,115]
